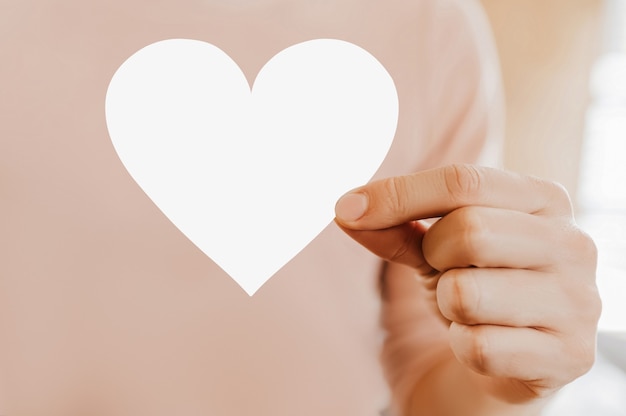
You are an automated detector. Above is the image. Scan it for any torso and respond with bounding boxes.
[1,1,448,414]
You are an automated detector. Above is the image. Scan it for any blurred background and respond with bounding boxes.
[479,0,626,413]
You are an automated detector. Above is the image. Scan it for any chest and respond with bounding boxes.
[0,1,439,414]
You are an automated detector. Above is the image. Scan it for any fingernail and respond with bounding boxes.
[336,192,368,222]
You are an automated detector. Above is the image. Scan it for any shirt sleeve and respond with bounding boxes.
[417,0,505,170]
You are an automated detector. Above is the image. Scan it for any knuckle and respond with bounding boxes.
[382,176,410,217]
[521,381,557,400]
[579,283,603,326]
[543,180,574,215]
[451,323,491,375]
[549,181,572,203]
[566,335,597,379]
[386,223,419,264]
[456,207,487,266]
[559,280,602,329]
[580,349,597,377]
[589,288,603,324]
[467,326,491,375]
[438,269,481,324]
[443,164,484,205]
[557,225,599,272]
[572,229,598,268]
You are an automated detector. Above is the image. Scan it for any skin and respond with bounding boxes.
[335,164,602,416]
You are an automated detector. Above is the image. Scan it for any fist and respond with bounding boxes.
[335,164,601,401]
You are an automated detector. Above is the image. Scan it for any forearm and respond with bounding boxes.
[406,350,548,416]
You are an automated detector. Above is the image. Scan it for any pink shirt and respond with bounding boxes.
[0,0,503,414]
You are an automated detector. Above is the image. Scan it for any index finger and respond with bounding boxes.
[334,164,573,230]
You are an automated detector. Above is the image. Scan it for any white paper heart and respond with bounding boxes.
[105,38,398,295]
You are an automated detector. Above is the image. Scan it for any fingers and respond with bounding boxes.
[436,268,602,329]
[448,323,597,395]
[334,164,601,401]
[338,205,573,276]
[335,164,573,231]
[334,165,579,275]
[422,206,562,271]
[335,219,437,275]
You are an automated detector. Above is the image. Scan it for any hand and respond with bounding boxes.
[334,164,601,403]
